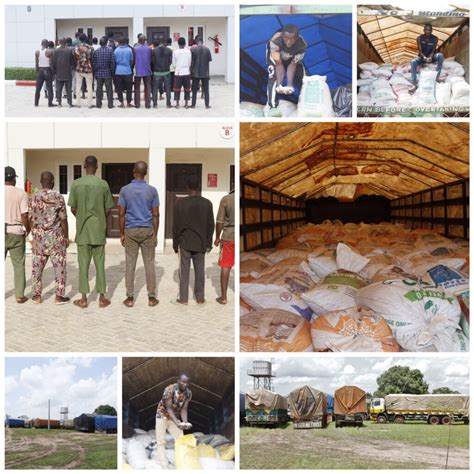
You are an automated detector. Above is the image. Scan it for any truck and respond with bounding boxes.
[245,388,289,426]
[357,6,469,117]
[6,418,25,428]
[288,385,328,429]
[74,413,96,433]
[94,415,117,433]
[370,394,470,425]
[334,385,368,428]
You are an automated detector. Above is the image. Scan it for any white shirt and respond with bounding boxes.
[172,48,191,76]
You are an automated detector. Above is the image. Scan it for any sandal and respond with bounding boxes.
[216,297,227,305]
[99,298,111,308]
[73,298,88,309]
[123,297,134,308]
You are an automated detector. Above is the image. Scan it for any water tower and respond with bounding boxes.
[59,407,69,425]
[247,359,275,391]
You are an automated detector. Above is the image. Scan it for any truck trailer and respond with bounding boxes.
[245,388,289,426]
[95,415,118,433]
[357,6,469,117]
[334,385,368,428]
[370,394,470,425]
[288,385,328,428]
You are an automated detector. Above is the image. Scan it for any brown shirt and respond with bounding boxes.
[5,185,28,235]
[216,192,235,241]
[156,383,192,420]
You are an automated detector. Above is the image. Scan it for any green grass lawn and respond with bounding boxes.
[5,429,117,470]
[240,421,469,470]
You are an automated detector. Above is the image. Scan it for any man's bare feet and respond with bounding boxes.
[32,295,42,304]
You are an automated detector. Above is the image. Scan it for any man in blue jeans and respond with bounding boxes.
[409,24,444,94]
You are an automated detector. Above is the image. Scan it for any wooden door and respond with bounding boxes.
[165,164,202,239]
[146,26,170,44]
[102,163,134,238]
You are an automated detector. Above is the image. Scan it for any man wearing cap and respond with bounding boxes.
[68,155,115,309]
[28,171,70,305]
[214,189,235,305]
[155,373,193,469]
[5,166,30,304]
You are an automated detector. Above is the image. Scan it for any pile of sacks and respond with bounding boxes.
[357,58,469,108]
[122,428,235,470]
[240,75,351,117]
[240,222,469,352]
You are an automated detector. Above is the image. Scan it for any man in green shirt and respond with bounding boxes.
[68,155,115,309]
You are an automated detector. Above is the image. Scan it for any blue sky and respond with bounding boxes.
[5,357,117,419]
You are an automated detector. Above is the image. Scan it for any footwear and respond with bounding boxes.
[48,104,57,107]
[99,297,111,308]
[88,105,95,109]
[176,299,188,305]
[205,105,211,109]
[267,107,283,118]
[123,297,134,308]
[55,296,70,305]
[190,105,196,109]
[148,297,159,307]
[32,295,42,304]
[216,296,227,305]
[73,298,88,309]
[196,299,206,305]
[16,296,28,304]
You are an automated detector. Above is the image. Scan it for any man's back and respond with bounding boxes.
[152,46,172,72]
[173,195,214,252]
[173,48,192,75]
[53,47,74,80]
[118,180,159,228]
[114,46,133,75]
[135,44,152,76]
[216,193,234,241]
[68,175,114,245]
[191,45,212,78]
[74,43,93,73]
[5,186,28,233]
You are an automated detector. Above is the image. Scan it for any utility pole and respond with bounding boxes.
[48,400,50,430]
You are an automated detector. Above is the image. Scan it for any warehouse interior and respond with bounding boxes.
[240,122,469,250]
[122,358,234,441]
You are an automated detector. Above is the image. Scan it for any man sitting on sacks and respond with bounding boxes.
[155,373,193,468]
[409,23,444,94]
[266,23,307,117]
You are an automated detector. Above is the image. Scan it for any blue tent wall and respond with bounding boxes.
[240,13,352,104]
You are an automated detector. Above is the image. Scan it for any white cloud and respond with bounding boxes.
[6,359,117,419]
[343,364,355,375]
[5,376,18,395]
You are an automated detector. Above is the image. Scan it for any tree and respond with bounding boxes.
[374,365,429,397]
[94,405,117,416]
[432,387,460,394]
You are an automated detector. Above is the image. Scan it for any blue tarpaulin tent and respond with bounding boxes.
[240,11,352,104]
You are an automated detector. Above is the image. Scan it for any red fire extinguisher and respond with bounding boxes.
[25,178,32,194]
[209,34,222,54]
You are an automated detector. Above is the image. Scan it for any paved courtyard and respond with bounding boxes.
[5,78,234,117]
[5,243,234,352]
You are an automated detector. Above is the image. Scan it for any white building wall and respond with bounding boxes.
[5,4,235,80]
[6,122,234,253]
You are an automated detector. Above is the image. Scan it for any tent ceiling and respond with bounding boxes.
[358,5,466,63]
[240,122,469,201]
[123,357,234,432]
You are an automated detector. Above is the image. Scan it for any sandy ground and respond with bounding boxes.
[5,77,234,117]
[5,428,115,470]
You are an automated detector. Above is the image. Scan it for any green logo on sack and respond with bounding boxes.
[404,290,454,304]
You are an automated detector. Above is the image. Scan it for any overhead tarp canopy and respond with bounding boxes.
[240,8,352,91]
[123,357,234,434]
[358,5,468,63]
[288,386,327,421]
[245,388,287,411]
[385,394,470,414]
[334,386,367,415]
[240,122,469,201]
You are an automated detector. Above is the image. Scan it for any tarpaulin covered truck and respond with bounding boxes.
[239,122,469,354]
[334,386,368,428]
[357,6,469,117]
[370,394,470,424]
[288,385,328,428]
[95,415,118,433]
[6,418,25,428]
[245,388,289,426]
